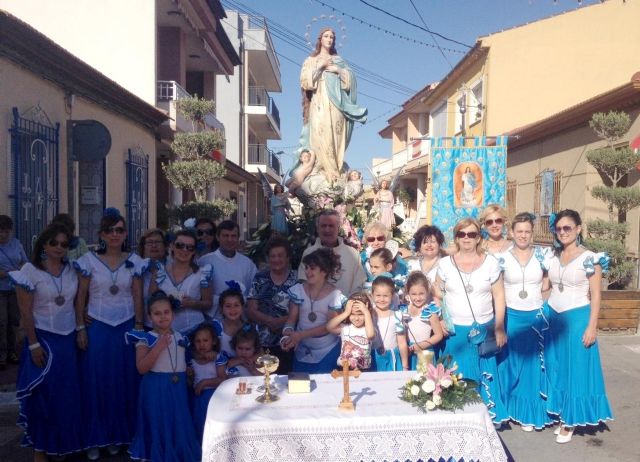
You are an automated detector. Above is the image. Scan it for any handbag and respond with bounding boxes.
[451,257,501,358]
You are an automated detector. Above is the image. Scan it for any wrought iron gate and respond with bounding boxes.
[9,107,59,256]
[125,148,149,249]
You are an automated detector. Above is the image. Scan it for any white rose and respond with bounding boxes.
[421,379,436,393]
[440,378,453,388]
[432,394,442,405]
[413,374,422,381]
[410,385,420,396]
[426,400,436,410]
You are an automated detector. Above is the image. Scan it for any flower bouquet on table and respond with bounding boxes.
[400,356,481,413]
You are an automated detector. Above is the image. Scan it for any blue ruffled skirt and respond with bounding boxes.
[498,308,553,429]
[79,318,139,448]
[293,342,341,374]
[372,346,403,372]
[129,372,201,461]
[441,323,509,424]
[192,387,215,443]
[545,305,613,427]
[16,329,83,455]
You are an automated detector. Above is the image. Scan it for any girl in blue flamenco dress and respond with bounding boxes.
[126,290,200,461]
[544,210,613,443]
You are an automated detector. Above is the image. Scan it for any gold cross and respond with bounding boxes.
[331,358,361,411]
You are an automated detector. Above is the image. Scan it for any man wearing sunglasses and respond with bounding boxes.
[297,209,366,296]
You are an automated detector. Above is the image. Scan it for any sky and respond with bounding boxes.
[220,0,599,181]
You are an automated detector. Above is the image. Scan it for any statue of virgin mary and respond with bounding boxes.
[297,27,367,183]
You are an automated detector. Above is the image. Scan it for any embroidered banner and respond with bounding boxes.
[431,136,508,239]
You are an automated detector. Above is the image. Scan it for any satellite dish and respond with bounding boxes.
[70,120,112,161]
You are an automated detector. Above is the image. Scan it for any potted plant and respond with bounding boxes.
[162,95,236,226]
[584,110,640,333]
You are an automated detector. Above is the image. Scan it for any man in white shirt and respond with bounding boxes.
[198,220,257,318]
[297,209,366,296]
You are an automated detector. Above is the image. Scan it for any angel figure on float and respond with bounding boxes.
[285,148,316,193]
[259,170,292,236]
[369,166,404,231]
[344,169,364,201]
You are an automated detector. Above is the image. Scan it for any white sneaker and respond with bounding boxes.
[87,448,100,461]
[107,445,120,455]
[556,427,574,444]
[554,426,561,435]
[521,425,534,432]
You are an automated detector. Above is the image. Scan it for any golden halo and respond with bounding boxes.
[304,14,347,49]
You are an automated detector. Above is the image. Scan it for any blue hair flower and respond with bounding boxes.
[183,217,196,229]
[169,296,182,312]
[408,238,416,252]
[548,213,557,234]
[241,323,256,333]
[103,207,122,219]
[225,280,241,291]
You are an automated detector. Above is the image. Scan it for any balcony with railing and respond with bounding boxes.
[246,86,281,139]
[156,80,224,134]
[247,144,281,179]
[243,15,281,91]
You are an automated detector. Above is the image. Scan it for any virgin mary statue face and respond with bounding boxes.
[320,30,335,51]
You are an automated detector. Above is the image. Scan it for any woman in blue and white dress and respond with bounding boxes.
[545,209,613,443]
[149,230,212,337]
[74,208,148,460]
[433,217,509,425]
[281,248,345,373]
[496,212,554,432]
[10,224,84,461]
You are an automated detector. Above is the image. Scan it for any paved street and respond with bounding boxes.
[1,333,639,461]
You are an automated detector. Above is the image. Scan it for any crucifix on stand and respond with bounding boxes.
[331,359,361,411]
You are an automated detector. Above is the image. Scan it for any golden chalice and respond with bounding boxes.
[416,349,434,374]
[255,352,280,403]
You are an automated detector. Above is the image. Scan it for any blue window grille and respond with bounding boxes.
[9,107,60,256]
[125,149,149,249]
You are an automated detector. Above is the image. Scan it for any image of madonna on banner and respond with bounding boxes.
[431,136,508,239]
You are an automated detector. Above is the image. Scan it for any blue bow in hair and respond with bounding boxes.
[241,323,256,333]
[103,207,122,218]
[408,238,416,252]
[168,295,182,312]
[548,213,557,234]
[225,280,241,291]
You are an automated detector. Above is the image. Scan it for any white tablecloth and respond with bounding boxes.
[202,371,507,462]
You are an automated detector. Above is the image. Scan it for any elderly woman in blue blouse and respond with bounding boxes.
[544,210,613,444]
[496,212,554,432]
[73,208,148,460]
[10,224,83,461]
[281,248,345,373]
[432,217,509,425]
[149,229,212,336]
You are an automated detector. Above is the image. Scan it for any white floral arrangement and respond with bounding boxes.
[400,356,481,413]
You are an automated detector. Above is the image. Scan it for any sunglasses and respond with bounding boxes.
[105,226,126,235]
[48,239,70,249]
[455,231,480,239]
[484,218,504,226]
[197,229,215,237]
[174,242,196,252]
[555,225,575,234]
[144,239,164,246]
[366,235,386,243]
